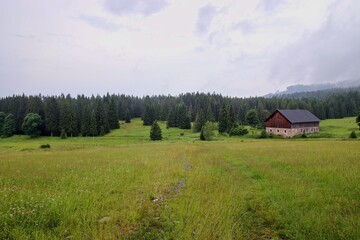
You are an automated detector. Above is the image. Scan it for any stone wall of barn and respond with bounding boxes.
[266,126,319,138]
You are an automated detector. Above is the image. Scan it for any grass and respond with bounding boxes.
[0,117,359,239]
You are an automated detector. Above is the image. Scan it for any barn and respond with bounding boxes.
[264,109,320,138]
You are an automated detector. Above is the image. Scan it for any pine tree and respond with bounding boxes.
[356,109,360,130]
[167,108,177,128]
[193,110,206,133]
[2,114,16,138]
[176,103,191,129]
[143,104,156,126]
[108,99,120,129]
[150,121,162,140]
[206,104,215,122]
[0,112,6,136]
[125,109,131,123]
[227,104,236,133]
[81,107,97,136]
[59,95,79,137]
[246,109,259,127]
[218,104,228,134]
[44,97,59,136]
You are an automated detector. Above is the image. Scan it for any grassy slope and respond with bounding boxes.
[0,118,359,239]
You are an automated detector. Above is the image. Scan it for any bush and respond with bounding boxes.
[301,133,307,138]
[349,131,357,139]
[258,130,267,138]
[40,144,51,149]
[200,122,217,141]
[229,126,249,136]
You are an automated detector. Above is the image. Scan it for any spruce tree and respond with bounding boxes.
[246,109,259,127]
[108,99,120,129]
[176,103,191,129]
[206,104,215,122]
[0,112,6,136]
[81,107,97,136]
[227,104,236,133]
[143,104,156,126]
[167,108,177,128]
[125,109,131,123]
[2,114,16,138]
[44,97,59,136]
[218,104,228,134]
[150,121,162,140]
[357,109,360,130]
[193,110,206,133]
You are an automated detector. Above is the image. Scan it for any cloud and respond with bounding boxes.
[234,20,256,35]
[77,15,120,32]
[269,1,360,84]
[103,0,168,16]
[257,0,286,13]
[196,5,217,35]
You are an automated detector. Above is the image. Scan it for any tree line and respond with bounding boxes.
[0,90,359,137]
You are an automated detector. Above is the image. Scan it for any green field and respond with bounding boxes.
[0,118,359,239]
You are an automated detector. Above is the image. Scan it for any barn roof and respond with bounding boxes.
[265,109,320,124]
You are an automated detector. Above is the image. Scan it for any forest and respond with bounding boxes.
[0,90,359,137]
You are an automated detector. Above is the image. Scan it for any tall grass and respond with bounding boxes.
[0,118,359,239]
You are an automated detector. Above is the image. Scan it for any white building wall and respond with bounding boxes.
[266,127,319,138]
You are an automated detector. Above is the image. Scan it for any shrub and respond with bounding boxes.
[258,130,267,138]
[180,132,184,136]
[40,144,51,149]
[200,122,217,141]
[229,126,249,136]
[349,131,357,139]
[301,133,307,138]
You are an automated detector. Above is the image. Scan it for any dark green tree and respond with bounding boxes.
[95,97,110,134]
[81,107,97,136]
[59,95,79,137]
[206,104,215,122]
[356,109,360,130]
[218,103,228,134]
[227,104,236,133]
[0,112,6,136]
[22,113,43,137]
[246,109,259,127]
[108,99,120,129]
[2,114,16,138]
[193,110,206,133]
[125,109,131,123]
[143,104,156,126]
[176,103,191,129]
[150,121,162,140]
[44,97,59,136]
[167,108,177,128]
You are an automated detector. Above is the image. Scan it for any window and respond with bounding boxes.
[277,129,279,133]
[284,130,287,133]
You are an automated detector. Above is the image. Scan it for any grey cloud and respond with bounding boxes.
[196,5,217,35]
[77,15,120,32]
[234,20,256,34]
[270,1,360,84]
[103,0,168,16]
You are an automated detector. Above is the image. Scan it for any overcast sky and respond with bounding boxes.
[1,0,359,97]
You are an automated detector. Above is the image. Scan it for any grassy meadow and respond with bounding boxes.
[0,117,359,239]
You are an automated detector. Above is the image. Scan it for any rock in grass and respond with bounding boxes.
[98,216,111,223]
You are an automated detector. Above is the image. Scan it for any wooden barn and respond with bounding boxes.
[264,109,320,138]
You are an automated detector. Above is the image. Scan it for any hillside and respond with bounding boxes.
[265,79,360,98]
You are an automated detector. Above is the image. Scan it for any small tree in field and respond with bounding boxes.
[150,121,162,141]
[349,131,357,139]
[22,113,43,137]
[2,114,16,138]
[200,121,217,141]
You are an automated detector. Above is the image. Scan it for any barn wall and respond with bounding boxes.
[266,126,319,138]
[265,112,291,128]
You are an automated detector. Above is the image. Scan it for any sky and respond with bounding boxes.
[0,0,359,97]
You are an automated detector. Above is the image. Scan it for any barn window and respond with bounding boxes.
[269,129,272,132]
[284,130,287,133]
[277,129,279,133]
